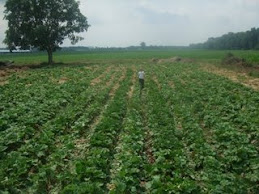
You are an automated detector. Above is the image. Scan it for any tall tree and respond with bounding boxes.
[3,0,89,64]
[140,42,146,49]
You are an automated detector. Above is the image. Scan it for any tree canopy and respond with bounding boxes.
[190,27,259,50]
[140,42,146,49]
[4,0,89,64]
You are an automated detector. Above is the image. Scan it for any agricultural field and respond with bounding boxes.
[0,50,258,193]
[1,49,259,65]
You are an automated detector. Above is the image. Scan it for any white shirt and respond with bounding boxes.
[138,71,145,79]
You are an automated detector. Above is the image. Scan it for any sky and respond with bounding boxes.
[0,0,259,47]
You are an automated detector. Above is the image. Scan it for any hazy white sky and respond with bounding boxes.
[0,0,259,47]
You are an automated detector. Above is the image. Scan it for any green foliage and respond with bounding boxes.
[140,41,146,49]
[151,62,259,193]
[3,0,89,63]
[0,55,258,193]
[190,27,259,50]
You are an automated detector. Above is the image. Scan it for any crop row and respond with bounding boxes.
[26,67,123,193]
[0,66,104,157]
[108,84,147,193]
[152,62,258,193]
[0,65,117,192]
[62,69,132,193]
[0,66,100,130]
[143,76,198,193]
[0,62,258,193]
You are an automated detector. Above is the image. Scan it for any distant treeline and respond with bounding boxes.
[0,46,188,53]
[190,27,259,50]
[60,45,187,52]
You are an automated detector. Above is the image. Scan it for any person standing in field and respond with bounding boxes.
[138,69,145,90]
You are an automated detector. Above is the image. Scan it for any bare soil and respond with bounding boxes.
[0,66,30,86]
[202,64,259,91]
[145,129,156,164]
[90,66,113,86]
[151,57,195,64]
[128,66,137,99]
[152,75,161,90]
[109,67,126,97]
[57,77,69,84]
[0,80,9,86]
[168,81,175,89]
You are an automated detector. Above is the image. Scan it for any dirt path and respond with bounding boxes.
[144,127,155,164]
[201,64,259,91]
[152,74,162,90]
[90,65,113,86]
[128,66,137,99]
[142,78,156,165]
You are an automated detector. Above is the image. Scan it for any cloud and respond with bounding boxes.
[135,7,190,25]
[75,0,259,46]
[1,0,259,47]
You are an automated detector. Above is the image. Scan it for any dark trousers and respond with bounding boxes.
[139,79,144,90]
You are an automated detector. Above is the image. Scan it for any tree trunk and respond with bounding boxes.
[47,49,53,64]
